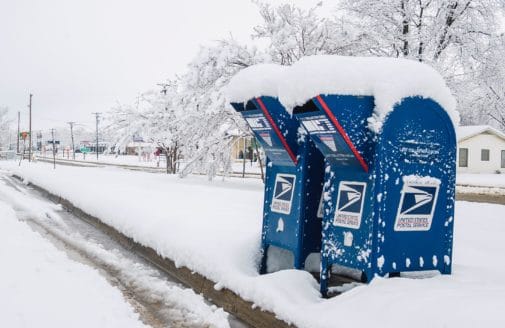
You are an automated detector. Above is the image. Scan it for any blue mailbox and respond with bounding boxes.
[230,96,324,273]
[294,94,456,296]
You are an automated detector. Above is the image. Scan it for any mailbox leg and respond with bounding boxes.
[259,244,269,274]
[320,257,329,297]
[294,253,306,270]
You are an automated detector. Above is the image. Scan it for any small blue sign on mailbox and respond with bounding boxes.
[231,95,324,273]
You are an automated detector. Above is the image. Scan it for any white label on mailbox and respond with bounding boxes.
[394,179,440,231]
[271,174,296,214]
[301,116,336,134]
[245,115,271,131]
[333,181,367,229]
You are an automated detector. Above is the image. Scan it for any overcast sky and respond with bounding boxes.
[2,0,325,134]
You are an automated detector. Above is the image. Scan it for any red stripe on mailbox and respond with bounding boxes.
[255,97,298,165]
[315,95,369,172]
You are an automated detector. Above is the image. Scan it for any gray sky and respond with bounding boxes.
[0,0,268,133]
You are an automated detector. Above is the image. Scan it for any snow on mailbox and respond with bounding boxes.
[227,64,325,273]
[280,55,460,296]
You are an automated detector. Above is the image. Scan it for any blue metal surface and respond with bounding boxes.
[231,96,324,272]
[293,95,456,296]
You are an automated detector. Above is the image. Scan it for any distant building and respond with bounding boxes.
[77,141,108,154]
[457,125,505,173]
[125,142,155,156]
[231,136,258,161]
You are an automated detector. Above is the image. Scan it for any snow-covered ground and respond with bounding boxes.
[0,171,232,327]
[457,173,505,188]
[37,152,505,188]
[2,160,505,328]
[0,187,145,327]
[37,152,264,174]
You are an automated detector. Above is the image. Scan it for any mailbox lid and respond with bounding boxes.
[232,98,299,166]
[374,97,456,273]
[293,95,375,172]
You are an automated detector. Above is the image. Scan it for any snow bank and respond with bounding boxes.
[457,173,505,188]
[225,63,286,103]
[3,162,505,328]
[0,192,145,327]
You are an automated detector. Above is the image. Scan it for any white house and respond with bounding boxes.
[457,125,505,173]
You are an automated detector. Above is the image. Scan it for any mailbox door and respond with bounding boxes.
[374,97,456,275]
[263,164,302,250]
[262,139,324,258]
[321,165,375,276]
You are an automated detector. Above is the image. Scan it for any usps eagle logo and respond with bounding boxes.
[271,174,296,214]
[394,182,440,231]
[333,181,367,229]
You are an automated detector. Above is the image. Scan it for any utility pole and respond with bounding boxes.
[28,94,32,162]
[16,111,20,154]
[92,112,101,161]
[51,128,56,169]
[67,122,76,160]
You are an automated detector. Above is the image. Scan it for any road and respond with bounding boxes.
[0,172,247,328]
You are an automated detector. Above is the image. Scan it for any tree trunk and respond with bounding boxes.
[172,142,178,174]
[165,148,171,174]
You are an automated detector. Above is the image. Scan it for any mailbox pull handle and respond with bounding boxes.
[315,95,369,172]
[255,97,298,165]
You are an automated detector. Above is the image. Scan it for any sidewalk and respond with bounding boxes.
[0,187,145,327]
[2,160,505,328]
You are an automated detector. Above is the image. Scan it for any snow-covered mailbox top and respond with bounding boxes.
[278,55,459,295]
[227,64,325,273]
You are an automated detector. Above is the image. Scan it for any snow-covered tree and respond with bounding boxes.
[253,1,356,65]
[175,38,266,178]
[0,106,12,149]
[337,0,505,124]
[465,34,505,128]
[105,81,185,173]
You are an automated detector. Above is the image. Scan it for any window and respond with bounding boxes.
[481,149,490,161]
[502,150,505,168]
[459,148,468,167]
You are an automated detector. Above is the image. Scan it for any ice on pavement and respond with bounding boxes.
[2,162,505,328]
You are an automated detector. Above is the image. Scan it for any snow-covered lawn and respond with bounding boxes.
[38,152,264,174]
[457,172,505,188]
[0,190,145,327]
[2,160,505,328]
